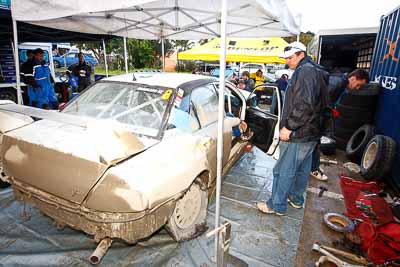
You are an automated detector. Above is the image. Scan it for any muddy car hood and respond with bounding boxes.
[0,104,149,204]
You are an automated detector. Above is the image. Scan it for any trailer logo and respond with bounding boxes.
[380,34,400,63]
[374,75,397,90]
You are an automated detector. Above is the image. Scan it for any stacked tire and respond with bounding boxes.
[345,124,375,163]
[334,83,380,150]
[360,135,396,181]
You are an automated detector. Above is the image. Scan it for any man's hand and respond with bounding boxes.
[280,127,292,141]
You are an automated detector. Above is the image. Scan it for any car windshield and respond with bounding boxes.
[62,82,172,138]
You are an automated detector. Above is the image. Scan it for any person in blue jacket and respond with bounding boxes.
[29,48,58,109]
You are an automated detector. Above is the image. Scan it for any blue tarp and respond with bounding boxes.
[0,148,304,266]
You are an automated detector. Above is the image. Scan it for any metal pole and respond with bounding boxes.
[161,37,165,72]
[102,39,109,77]
[12,19,22,105]
[215,0,227,261]
[123,37,128,74]
[317,36,323,64]
[297,34,300,42]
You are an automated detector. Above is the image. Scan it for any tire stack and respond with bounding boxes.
[345,124,375,163]
[360,135,396,181]
[345,126,397,181]
[334,83,380,150]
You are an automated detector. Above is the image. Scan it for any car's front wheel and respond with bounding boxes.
[166,179,208,241]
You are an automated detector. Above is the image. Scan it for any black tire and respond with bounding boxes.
[336,104,374,122]
[339,83,380,109]
[335,117,370,132]
[348,83,381,96]
[0,179,10,188]
[334,125,357,140]
[334,136,349,150]
[53,60,61,68]
[320,136,336,155]
[0,169,10,188]
[346,124,375,163]
[360,135,397,180]
[340,94,378,109]
[0,87,17,103]
[166,179,208,241]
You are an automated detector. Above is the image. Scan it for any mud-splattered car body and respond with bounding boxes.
[0,73,281,243]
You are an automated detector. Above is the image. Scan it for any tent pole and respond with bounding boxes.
[214,0,227,262]
[102,39,109,77]
[12,19,22,105]
[123,37,128,74]
[161,37,165,72]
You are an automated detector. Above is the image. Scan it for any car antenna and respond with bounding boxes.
[132,73,136,81]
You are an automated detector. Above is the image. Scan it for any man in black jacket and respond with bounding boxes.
[20,50,35,84]
[256,42,324,215]
[68,52,92,92]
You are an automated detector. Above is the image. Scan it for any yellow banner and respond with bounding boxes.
[178,38,288,64]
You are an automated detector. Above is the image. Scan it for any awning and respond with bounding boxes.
[178,37,288,63]
[0,8,112,42]
[11,0,301,40]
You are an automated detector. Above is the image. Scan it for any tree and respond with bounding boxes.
[150,39,175,57]
[127,39,154,69]
[283,31,315,47]
[73,42,102,61]
[172,40,195,51]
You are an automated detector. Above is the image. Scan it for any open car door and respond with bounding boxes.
[244,84,281,155]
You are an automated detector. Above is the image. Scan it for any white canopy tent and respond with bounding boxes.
[12,0,300,39]
[11,0,300,262]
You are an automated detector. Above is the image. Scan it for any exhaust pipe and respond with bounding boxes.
[89,238,113,265]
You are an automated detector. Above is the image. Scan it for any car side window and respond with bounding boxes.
[168,92,200,132]
[66,53,75,58]
[190,84,219,128]
[252,86,280,115]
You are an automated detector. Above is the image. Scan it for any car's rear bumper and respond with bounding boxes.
[11,178,175,244]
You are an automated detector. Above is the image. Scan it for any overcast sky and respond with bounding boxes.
[286,0,399,33]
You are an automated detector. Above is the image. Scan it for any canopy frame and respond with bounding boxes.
[11,1,300,264]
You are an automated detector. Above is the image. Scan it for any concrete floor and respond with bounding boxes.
[294,150,362,266]
[0,147,306,267]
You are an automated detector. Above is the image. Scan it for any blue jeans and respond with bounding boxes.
[311,143,321,172]
[267,141,317,214]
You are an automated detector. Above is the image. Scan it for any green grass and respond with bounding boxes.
[94,66,126,75]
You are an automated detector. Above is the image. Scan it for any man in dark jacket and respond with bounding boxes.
[20,50,35,84]
[275,74,289,92]
[241,71,254,92]
[330,69,369,106]
[256,42,325,215]
[68,52,92,92]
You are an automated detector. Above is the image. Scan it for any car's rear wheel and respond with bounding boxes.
[0,168,10,188]
[166,179,208,241]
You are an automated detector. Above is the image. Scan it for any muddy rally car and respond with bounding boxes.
[0,73,281,245]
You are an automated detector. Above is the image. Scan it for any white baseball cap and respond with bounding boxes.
[280,41,307,58]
